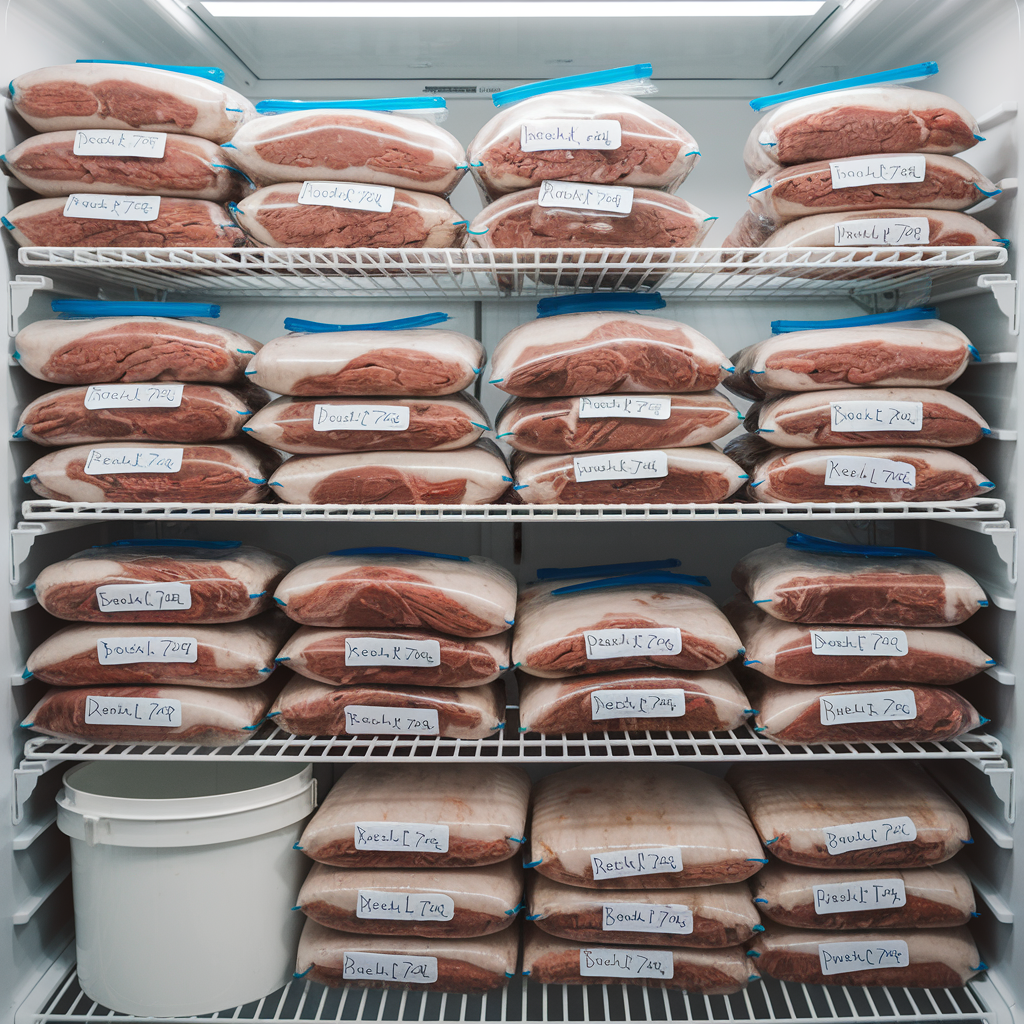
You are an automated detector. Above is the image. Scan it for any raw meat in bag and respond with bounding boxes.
[727,762,971,868]
[722,210,776,248]
[529,765,765,888]
[297,764,530,868]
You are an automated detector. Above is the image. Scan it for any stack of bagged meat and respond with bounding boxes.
[266,548,516,740]
[242,313,513,504]
[724,62,1004,252]
[3,61,253,246]
[728,534,992,747]
[292,764,529,992]
[498,294,747,505]
[721,308,995,504]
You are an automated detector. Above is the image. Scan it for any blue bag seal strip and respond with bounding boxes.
[785,533,936,558]
[536,292,666,318]
[328,546,469,561]
[770,307,937,334]
[551,571,710,595]
[493,64,653,107]
[52,299,220,318]
[538,559,680,580]
[284,312,449,332]
[75,59,226,82]
[256,96,446,114]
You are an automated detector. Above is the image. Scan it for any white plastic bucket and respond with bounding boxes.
[57,761,316,1017]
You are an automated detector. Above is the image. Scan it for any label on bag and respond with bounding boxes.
[84,384,184,409]
[591,846,683,881]
[342,952,438,984]
[521,120,622,152]
[84,694,182,727]
[578,395,672,420]
[297,181,395,212]
[357,891,454,921]
[830,400,923,432]
[602,903,693,934]
[96,636,198,664]
[823,817,918,856]
[583,627,682,661]
[579,948,674,979]
[63,194,161,221]
[820,689,917,724]
[354,822,450,853]
[814,879,907,915]
[829,155,926,189]
[96,583,193,613]
[810,630,909,657]
[818,939,910,976]
[73,129,168,158]
[83,447,183,475]
[313,403,410,432]
[824,455,916,490]
[591,689,685,720]
[344,706,440,735]
[833,217,929,246]
[537,179,634,214]
[573,450,668,482]
[344,637,441,667]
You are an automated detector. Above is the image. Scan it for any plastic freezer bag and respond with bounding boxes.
[726,762,971,869]
[24,442,280,504]
[528,764,764,888]
[296,764,530,868]
[273,549,516,636]
[13,316,260,386]
[517,667,749,735]
[34,540,293,623]
[25,613,294,689]
[750,860,975,931]
[296,860,522,937]
[722,210,776,248]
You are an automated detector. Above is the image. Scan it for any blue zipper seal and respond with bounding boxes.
[285,312,449,333]
[750,62,940,112]
[493,64,653,107]
[52,299,220,319]
[536,292,666,318]
[256,96,446,114]
[551,571,710,595]
[771,307,937,334]
[786,534,936,558]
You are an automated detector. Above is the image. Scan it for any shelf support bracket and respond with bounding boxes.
[978,274,1019,335]
[8,275,53,339]
[969,758,1017,824]
[12,759,64,826]
[10,521,86,587]
[940,520,1017,584]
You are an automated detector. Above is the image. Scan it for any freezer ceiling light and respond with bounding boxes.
[199,2,826,16]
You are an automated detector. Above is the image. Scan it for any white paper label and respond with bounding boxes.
[354,822,450,853]
[602,903,693,934]
[823,817,918,856]
[537,179,634,214]
[810,630,909,658]
[297,181,395,212]
[820,689,917,724]
[83,447,183,475]
[829,155,926,190]
[96,636,198,665]
[520,120,622,152]
[818,940,910,976]
[573,450,668,482]
[344,706,440,735]
[577,395,672,420]
[313,403,410,432]
[73,129,168,159]
[342,952,437,984]
[579,948,674,980]
[84,384,184,409]
[356,890,455,921]
[95,583,193,614]
[591,689,685,720]
[814,879,907,915]
[830,400,923,432]
[583,627,682,661]
[834,217,930,246]
[63,194,160,221]
[591,846,683,881]
[344,638,441,667]
[83,694,182,727]
[824,455,916,490]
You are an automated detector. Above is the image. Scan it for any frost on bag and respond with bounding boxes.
[296,764,530,868]
[528,764,764,889]
[527,874,761,948]
[727,762,971,869]
[1,131,252,202]
[22,682,274,746]
[9,62,256,143]
[517,667,749,735]
[727,594,993,685]
[269,674,505,739]
[25,612,294,689]
[34,540,293,623]
[273,548,516,636]
[23,442,280,504]
[732,537,987,627]
[296,859,522,937]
